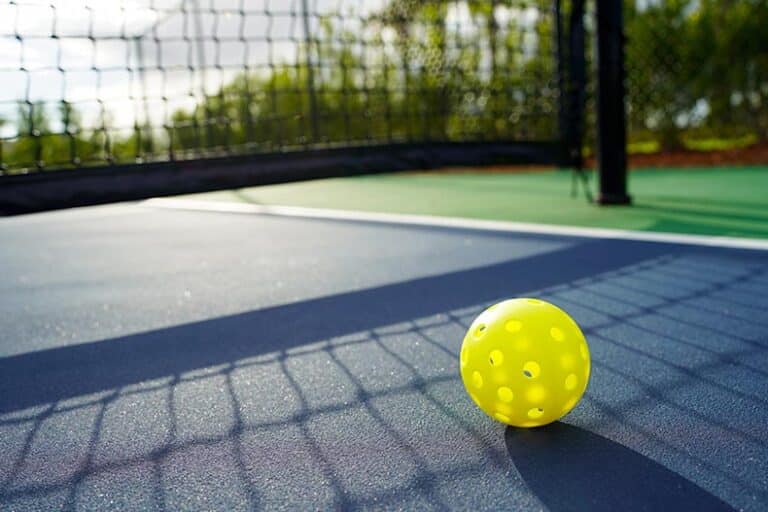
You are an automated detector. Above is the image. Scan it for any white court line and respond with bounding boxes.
[143,197,768,251]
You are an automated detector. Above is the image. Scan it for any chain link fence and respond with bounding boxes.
[624,0,768,155]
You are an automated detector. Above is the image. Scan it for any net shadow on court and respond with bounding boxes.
[1,244,767,510]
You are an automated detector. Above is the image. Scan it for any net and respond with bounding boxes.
[0,0,578,175]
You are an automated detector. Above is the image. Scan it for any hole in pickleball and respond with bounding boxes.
[505,319,522,332]
[550,326,565,341]
[527,408,544,419]
[472,371,483,389]
[489,349,504,366]
[565,373,578,390]
[497,386,514,403]
[474,324,487,339]
[579,342,589,360]
[526,299,543,305]
[522,361,540,378]
[494,412,511,423]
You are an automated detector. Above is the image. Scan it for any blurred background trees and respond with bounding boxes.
[625,0,768,152]
[2,0,766,172]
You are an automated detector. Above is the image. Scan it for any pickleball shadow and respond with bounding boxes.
[505,422,734,512]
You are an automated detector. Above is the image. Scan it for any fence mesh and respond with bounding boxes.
[0,0,568,175]
[623,0,768,154]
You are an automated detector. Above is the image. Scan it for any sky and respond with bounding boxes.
[1,0,315,136]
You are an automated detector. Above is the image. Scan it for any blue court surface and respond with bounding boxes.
[1,203,767,511]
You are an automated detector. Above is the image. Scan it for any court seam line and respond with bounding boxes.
[143,197,768,251]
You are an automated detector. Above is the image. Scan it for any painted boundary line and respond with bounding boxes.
[143,197,768,251]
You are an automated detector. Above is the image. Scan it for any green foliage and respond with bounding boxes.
[625,0,768,149]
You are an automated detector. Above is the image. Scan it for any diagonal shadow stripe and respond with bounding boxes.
[0,239,681,414]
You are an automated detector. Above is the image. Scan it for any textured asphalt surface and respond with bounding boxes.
[1,203,767,511]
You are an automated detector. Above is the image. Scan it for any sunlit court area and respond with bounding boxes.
[1,0,767,511]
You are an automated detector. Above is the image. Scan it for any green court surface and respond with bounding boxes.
[182,165,768,239]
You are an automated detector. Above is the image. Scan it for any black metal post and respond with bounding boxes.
[595,0,631,204]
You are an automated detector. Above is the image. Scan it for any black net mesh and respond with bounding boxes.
[0,0,567,175]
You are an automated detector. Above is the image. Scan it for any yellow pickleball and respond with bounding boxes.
[459,298,590,427]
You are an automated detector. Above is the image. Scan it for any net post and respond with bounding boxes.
[595,0,631,205]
